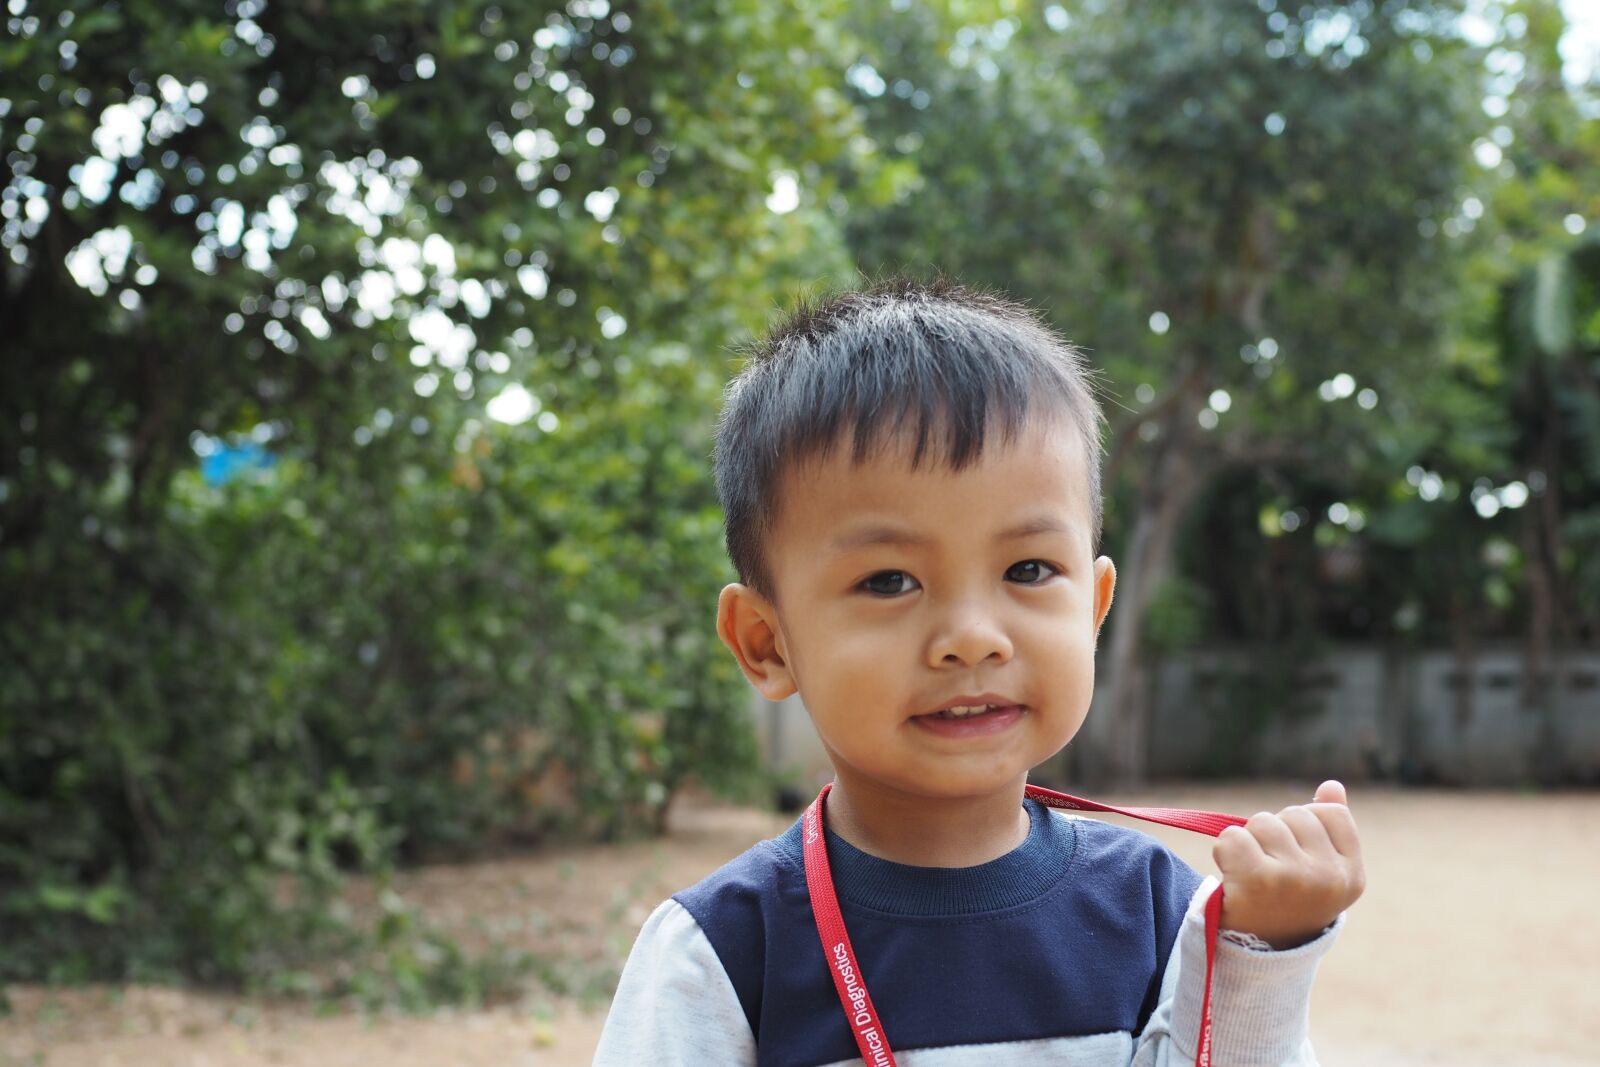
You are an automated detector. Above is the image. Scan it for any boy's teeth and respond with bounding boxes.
[939,704,995,718]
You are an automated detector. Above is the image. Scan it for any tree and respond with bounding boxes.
[0,0,869,981]
[839,0,1490,782]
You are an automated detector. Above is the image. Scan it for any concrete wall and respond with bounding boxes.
[751,692,834,793]
[1147,645,1600,785]
[749,645,1600,787]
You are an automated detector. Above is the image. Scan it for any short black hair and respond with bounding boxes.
[713,273,1108,598]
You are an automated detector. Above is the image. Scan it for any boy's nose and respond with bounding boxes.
[928,606,1014,668]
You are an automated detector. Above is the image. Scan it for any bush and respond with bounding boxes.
[1,351,761,985]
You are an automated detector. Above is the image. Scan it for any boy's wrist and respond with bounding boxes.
[1173,896,1340,1063]
[1219,921,1335,952]
[1217,928,1277,952]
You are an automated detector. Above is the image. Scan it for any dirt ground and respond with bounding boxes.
[4,783,1597,1067]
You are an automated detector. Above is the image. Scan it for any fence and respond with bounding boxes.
[751,645,1600,787]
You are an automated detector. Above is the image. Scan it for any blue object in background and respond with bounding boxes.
[201,441,277,486]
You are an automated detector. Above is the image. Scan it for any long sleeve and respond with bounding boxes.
[1132,877,1342,1067]
[591,898,757,1067]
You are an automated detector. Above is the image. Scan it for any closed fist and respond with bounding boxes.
[1213,779,1366,949]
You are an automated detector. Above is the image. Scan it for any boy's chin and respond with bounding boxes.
[843,768,1039,802]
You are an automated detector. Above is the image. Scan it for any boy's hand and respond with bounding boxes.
[1212,780,1365,949]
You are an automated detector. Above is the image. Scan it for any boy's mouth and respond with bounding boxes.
[918,693,1023,719]
[922,704,1013,720]
[912,702,1026,737]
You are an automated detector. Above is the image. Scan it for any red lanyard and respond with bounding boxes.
[801,782,1247,1067]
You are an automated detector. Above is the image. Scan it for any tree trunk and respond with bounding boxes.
[1079,399,1209,787]
[1071,204,1272,788]
[1449,588,1476,731]
[1524,354,1576,780]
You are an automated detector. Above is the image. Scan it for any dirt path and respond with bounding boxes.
[5,784,1597,1066]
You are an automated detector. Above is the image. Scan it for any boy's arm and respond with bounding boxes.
[1133,875,1342,1066]
[592,898,757,1067]
[1134,779,1363,1065]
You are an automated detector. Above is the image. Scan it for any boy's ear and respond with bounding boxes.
[717,583,798,701]
[1091,556,1116,642]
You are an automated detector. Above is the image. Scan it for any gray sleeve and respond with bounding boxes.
[591,898,758,1067]
[1132,876,1343,1067]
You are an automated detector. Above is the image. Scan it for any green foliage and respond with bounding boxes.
[837,0,1600,660]
[335,888,541,1013]
[1142,576,1211,656]
[1,0,864,987]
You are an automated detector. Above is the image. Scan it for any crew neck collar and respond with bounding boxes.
[775,796,1077,917]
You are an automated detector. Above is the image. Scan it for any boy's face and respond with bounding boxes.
[717,415,1115,807]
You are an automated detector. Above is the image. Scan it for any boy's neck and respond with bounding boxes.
[822,775,1031,868]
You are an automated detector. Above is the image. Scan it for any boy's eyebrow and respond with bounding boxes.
[995,516,1074,540]
[831,525,932,552]
[831,516,1074,552]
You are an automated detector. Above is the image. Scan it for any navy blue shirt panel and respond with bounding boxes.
[675,803,1202,1067]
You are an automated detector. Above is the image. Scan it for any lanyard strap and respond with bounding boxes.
[802,782,1247,1067]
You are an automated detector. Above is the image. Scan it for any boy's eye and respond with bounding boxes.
[1006,560,1058,584]
[862,570,918,596]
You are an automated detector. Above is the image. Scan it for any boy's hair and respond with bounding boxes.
[713,274,1108,599]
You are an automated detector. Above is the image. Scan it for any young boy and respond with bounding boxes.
[593,277,1364,1066]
